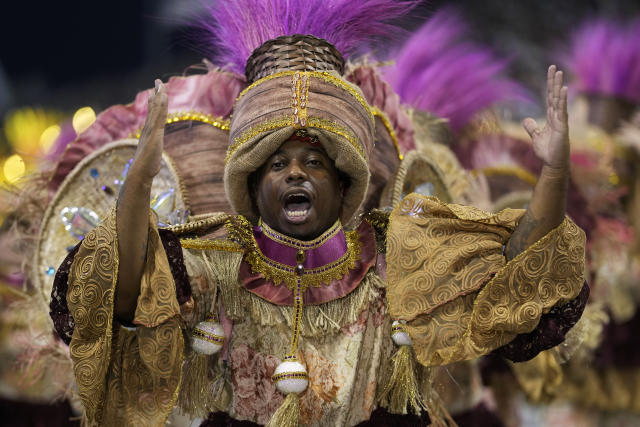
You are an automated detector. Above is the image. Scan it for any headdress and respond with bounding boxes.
[564,18,640,104]
[384,8,528,133]
[201,0,417,224]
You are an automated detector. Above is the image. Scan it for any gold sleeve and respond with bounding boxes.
[386,194,585,367]
[67,210,184,426]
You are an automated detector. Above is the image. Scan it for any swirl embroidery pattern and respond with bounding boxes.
[386,194,585,367]
[67,210,184,426]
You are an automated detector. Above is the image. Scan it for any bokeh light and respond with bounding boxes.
[3,154,26,183]
[72,107,96,135]
[39,124,61,152]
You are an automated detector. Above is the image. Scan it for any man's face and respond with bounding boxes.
[254,137,344,240]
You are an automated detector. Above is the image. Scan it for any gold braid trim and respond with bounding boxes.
[131,111,230,139]
[225,115,364,165]
[372,107,403,160]
[225,215,363,292]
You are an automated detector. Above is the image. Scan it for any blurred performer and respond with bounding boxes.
[28,1,587,426]
[487,17,640,427]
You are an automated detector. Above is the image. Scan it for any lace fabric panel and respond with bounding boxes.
[495,282,590,362]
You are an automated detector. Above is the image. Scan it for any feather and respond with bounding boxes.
[564,18,640,103]
[384,8,528,132]
[197,0,419,74]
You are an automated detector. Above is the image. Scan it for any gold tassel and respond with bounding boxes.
[378,345,426,415]
[266,393,300,427]
[177,352,212,418]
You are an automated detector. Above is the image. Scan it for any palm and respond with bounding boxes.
[523,66,570,169]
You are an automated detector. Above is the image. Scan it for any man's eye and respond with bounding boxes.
[307,159,321,166]
[271,161,285,169]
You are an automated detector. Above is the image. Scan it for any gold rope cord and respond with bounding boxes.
[67,210,184,426]
[386,194,586,367]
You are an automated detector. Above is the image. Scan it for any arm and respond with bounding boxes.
[505,65,570,260]
[114,79,167,322]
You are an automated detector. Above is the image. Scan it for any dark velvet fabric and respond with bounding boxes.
[200,403,504,427]
[594,308,640,368]
[0,397,80,427]
[49,243,81,345]
[493,282,590,362]
[158,228,192,305]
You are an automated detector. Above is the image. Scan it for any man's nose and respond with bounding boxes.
[285,160,307,182]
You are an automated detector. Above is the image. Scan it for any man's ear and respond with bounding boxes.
[339,171,351,198]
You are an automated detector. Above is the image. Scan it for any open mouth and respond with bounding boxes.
[283,193,312,222]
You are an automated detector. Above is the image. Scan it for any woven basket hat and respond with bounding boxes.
[225,34,375,224]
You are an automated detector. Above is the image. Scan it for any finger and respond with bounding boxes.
[553,70,563,111]
[546,65,556,109]
[522,118,539,138]
[558,86,568,122]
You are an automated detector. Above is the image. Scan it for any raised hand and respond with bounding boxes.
[131,79,168,180]
[115,79,168,323]
[505,66,570,260]
[522,65,570,170]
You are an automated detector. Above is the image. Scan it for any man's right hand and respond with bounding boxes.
[131,79,168,182]
[114,79,168,323]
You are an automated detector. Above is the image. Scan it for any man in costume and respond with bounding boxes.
[47,1,587,425]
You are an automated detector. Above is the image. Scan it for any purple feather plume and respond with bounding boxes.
[198,0,419,74]
[384,8,528,132]
[564,18,640,103]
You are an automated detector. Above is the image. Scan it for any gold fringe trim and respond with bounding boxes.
[177,352,213,418]
[266,392,300,427]
[377,345,426,415]
[226,215,363,292]
[185,246,385,337]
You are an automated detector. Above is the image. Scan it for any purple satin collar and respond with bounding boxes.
[253,221,347,269]
[242,221,379,306]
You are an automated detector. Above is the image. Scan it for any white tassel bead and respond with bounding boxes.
[191,319,225,355]
[391,320,413,346]
[272,359,309,395]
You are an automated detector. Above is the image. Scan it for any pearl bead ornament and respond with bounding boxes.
[191,315,225,355]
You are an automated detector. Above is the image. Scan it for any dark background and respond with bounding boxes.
[1,0,639,144]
